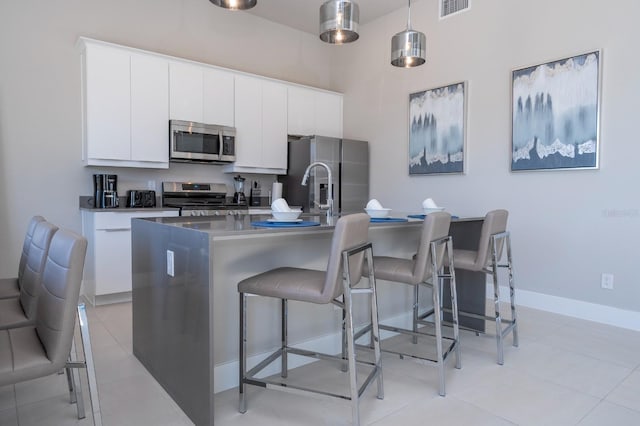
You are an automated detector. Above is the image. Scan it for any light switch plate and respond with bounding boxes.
[167,250,175,277]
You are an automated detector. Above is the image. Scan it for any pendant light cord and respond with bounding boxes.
[407,0,412,30]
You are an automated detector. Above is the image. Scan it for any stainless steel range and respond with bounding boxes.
[162,182,248,216]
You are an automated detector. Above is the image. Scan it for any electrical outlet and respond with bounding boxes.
[167,250,175,277]
[601,273,614,290]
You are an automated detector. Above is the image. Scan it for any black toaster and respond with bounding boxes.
[127,190,156,208]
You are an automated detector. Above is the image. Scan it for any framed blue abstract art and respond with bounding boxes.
[511,50,601,171]
[409,82,466,175]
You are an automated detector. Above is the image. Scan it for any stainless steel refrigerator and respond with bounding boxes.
[281,136,369,215]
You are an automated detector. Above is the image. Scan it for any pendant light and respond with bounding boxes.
[319,0,360,44]
[391,0,426,67]
[209,0,257,10]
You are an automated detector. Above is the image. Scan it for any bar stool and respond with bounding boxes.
[0,216,46,300]
[238,213,383,426]
[450,209,518,365]
[362,211,460,396]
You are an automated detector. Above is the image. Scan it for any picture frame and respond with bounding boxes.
[511,50,601,171]
[409,81,466,175]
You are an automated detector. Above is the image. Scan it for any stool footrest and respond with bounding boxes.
[242,348,383,404]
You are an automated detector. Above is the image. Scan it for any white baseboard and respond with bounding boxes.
[487,283,640,332]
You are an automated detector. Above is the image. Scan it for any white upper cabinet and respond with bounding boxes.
[81,39,169,168]
[203,68,235,127]
[79,38,343,173]
[131,54,169,163]
[169,62,235,127]
[84,43,131,161]
[169,61,203,123]
[227,75,287,173]
[314,91,343,138]
[261,81,288,170]
[287,86,343,138]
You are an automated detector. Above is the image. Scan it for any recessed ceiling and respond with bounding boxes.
[247,0,417,36]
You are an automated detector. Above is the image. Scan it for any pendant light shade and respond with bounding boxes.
[319,0,360,44]
[209,0,257,10]
[391,0,426,67]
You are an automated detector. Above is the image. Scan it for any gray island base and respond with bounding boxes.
[131,214,486,425]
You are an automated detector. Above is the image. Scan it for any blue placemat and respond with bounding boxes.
[251,221,320,228]
[407,214,459,220]
[370,217,408,223]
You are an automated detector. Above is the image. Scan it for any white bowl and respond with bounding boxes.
[423,207,445,215]
[365,208,391,218]
[272,210,302,221]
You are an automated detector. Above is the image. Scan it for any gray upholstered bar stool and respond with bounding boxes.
[0,220,58,329]
[363,211,460,396]
[450,209,518,365]
[238,213,383,426]
[0,215,46,300]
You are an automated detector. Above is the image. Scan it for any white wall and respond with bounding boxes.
[2,0,638,318]
[333,0,640,313]
[0,0,334,274]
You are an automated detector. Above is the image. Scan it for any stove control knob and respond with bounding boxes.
[190,210,198,217]
[214,211,220,216]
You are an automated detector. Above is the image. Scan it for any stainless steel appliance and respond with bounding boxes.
[169,120,236,163]
[93,174,119,208]
[126,190,156,208]
[162,182,248,216]
[282,136,369,215]
[232,175,246,205]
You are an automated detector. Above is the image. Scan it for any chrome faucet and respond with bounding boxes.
[301,161,333,219]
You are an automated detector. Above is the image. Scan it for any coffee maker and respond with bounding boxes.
[232,175,246,205]
[93,174,119,208]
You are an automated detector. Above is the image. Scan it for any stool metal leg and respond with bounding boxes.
[506,235,519,348]
[341,265,359,426]
[430,243,446,397]
[491,237,504,365]
[365,247,384,401]
[239,293,247,413]
[281,298,288,378]
[412,285,419,344]
[77,304,102,426]
[446,238,462,370]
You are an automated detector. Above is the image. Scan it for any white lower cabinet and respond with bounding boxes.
[81,210,178,305]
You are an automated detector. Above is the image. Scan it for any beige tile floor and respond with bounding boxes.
[1,302,640,426]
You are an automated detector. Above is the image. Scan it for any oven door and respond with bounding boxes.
[170,120,222,162]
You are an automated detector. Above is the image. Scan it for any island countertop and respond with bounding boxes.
[136,213,482,239]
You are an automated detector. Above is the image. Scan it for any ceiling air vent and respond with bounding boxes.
[440,0,470,19]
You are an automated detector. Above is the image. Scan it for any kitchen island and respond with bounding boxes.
[131,214,485,426]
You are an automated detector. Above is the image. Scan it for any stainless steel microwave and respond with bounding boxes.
[169,120,236,163]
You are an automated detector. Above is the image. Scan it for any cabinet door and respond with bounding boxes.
[85,44,131,160]
[131,53,169,164]
[261,81,288,170]
[287,86,315,136]
[94,228,132,295]
[203,68,234,127]
[169,62,203,122]
[315,91,343,138]
[234,75,262,167]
